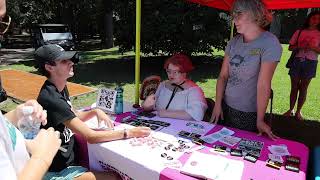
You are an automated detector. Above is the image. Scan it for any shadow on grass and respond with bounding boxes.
[271,114,320,149]
[25,55,223,87]
[270,114,320,180]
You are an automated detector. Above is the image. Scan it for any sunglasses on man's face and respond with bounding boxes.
[0,15,11,35]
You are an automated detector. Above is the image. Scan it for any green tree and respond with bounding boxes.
[113,0,230,55]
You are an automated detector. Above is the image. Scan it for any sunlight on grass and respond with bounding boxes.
[1,45,319,121]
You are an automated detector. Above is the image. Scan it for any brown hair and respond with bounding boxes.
[231,0,272,28]
[163,53,194,73]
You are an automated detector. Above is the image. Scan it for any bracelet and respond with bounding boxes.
[123,129,128,139]
[31,156,50,169]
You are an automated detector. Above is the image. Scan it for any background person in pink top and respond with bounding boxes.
[284,11,320,120]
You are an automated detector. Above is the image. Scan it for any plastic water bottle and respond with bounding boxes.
[115,86,123,114]
[18,106,41,139]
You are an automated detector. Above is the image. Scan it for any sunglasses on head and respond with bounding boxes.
[0,15,11,35]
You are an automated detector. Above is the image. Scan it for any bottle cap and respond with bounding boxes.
[22,106,34,115]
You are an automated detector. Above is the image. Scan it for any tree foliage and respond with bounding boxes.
[7,0,56,29]
[9,0,316,54]
[113,0,230,55]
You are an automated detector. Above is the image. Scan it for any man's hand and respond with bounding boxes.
[25,127,61,165]
[95,109,114,128]
[16,100,47,126]
[257,121,278,140]
[127,127,151,138]
[142,94,156,110]
[157,109,167,117]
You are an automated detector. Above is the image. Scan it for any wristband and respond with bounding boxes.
[123,129,128,139]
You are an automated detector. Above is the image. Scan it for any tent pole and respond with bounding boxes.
[230,20,234,40]
[135,0,141,105]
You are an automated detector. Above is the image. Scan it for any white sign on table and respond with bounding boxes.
[96,88,117,113]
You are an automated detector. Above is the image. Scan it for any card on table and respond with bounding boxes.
[200,132,222,144]
[201,136,218,144]
[230,149,243,157]
[268,145,290,156]
[219,136,241,147]
[286,155,300,164]
[214,145,227,152]
[238,139,264,157]
[216,127,235,136]
[192,137,205,145]
[284,155,300,173]
[285,162,300,173]
[266,159,282,170]
[268,153,284,163]
[244,153,258,163]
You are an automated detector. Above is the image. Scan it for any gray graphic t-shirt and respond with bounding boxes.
[224,31,282,112]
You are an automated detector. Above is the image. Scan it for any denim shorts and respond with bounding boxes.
[289,58,318,79]
[43,166,87,180]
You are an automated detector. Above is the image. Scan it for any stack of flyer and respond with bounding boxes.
[180,152,244,180]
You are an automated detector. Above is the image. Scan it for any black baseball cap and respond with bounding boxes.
[34,44,79,64]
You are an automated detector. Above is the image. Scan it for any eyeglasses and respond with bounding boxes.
[231,11,244,21]
[166,69,181,76]
[0,15,11,35]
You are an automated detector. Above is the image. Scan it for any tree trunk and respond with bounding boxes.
[104,12,113,48]
[102,1,113,48]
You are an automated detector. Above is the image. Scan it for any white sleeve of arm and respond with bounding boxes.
[154,82,164,110]
[0,139,17,180]
[185,87,208,121]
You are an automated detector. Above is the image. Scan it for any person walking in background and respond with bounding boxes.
[142,53,207,121]
[283,11,320,121]
[210,0,282,140]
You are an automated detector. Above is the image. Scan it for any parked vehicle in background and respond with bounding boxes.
[32,24,75,50]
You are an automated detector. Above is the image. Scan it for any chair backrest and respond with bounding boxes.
[203,98,215,122]
[140,75,161,100]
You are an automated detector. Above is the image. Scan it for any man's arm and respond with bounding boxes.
[76,109,114,128]
[158,110,193,120]
[4,100,47,127]
[64,117,150,144]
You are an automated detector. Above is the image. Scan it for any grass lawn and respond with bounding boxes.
[0,45,319,121]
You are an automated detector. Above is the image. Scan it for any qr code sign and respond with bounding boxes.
[96,88,117,113]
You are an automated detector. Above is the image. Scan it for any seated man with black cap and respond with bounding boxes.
[35,44,151,180]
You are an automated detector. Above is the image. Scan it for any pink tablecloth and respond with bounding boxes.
[84,113,308,180]
[159,125,308,180]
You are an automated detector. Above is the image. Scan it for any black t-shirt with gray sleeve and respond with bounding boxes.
[37,80,77,172]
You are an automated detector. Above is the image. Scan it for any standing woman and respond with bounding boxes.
[142,53,207,121]
[283,11,320,120]
[210,0,282,139]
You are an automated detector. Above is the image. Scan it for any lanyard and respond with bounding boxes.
[165,81,185,110]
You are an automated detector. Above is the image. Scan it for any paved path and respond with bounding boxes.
[0,48,34,65]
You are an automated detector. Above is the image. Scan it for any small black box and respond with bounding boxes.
[230,149,243,157]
